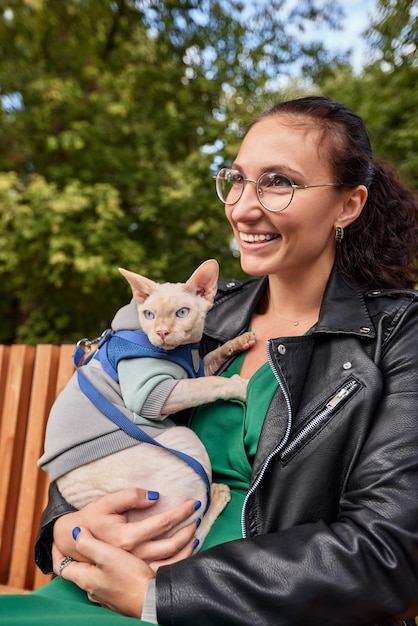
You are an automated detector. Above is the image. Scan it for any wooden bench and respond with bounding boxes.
[0,344,75,593]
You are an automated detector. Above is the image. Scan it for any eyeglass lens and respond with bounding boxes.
[216,168,294,212]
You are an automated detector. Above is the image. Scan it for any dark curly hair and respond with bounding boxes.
[252,96,418,289]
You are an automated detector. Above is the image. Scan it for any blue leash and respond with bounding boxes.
[74,350,211,513]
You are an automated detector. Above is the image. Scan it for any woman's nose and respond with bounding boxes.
[230,180,264,219]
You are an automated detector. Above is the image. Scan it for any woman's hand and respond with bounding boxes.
[53,488,200,565]
[54,528,154,619]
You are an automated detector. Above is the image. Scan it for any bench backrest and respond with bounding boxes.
[0,344,74,592]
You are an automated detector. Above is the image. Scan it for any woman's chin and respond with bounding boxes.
[239,254,274,277]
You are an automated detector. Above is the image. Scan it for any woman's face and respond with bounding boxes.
[225,115,349,279]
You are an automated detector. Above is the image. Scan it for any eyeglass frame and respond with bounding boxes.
[213,168,345,213]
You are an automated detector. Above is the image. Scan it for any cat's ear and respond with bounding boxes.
[118,268,157,304]
[185,259,219,305]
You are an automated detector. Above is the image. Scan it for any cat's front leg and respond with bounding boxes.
[193,483,231,551]
[204,331,256,375]
[161,373,248,414]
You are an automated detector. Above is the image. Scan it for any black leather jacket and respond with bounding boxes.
[36,268,418,626]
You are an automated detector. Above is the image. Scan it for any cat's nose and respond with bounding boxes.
[156,329,169,339]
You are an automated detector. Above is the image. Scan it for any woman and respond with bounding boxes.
[7,96,418,625]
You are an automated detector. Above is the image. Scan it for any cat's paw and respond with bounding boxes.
[222,332,257,357]
[194,483,231,550]
[211,483,231,509]
[237,331,257,351]
[229,374,248,401]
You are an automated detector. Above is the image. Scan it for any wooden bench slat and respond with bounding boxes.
[0,344,75,593]
[8,345,60,589]
[0,345,36,586]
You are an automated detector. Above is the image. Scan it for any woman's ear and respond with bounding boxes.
[335,185,368,229]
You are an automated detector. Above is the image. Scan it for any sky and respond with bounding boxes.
[316,0,379,72]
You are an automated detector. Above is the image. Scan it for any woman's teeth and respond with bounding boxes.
[240,232,279,242]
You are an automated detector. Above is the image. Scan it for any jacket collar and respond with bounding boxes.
[316,267,376,339]
[205,266,376,342]
[204,275,267,342]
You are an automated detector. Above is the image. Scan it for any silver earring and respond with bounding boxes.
[335,225,344,243]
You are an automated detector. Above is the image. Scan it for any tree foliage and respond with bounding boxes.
[0,0,344,342]
[312,0,417,188]
[0,0,416,342]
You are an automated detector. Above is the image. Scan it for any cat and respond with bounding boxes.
[39,259,255,547]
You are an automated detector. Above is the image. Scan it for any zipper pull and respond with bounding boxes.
[326,387,351,410]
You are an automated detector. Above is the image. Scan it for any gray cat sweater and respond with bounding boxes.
[38,299,198,481]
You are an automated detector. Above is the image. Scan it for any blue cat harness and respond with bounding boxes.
[73,329,211,512]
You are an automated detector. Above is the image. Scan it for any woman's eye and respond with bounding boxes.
[267,173,292,188]
[227,170,244,185]
[176,307,190,318]
[143,310,155,320]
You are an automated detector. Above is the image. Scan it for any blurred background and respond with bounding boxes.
[0,0,416,344]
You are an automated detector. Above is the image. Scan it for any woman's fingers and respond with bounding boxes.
[131,519,197,561]
[52,541,73,575]
[85,487,161,517]
[120,498,201,554]
[53,488,160,558]
[52,541,66,565]
[62,528,154,618]
[149,535,198,572]
[54,488,201,568]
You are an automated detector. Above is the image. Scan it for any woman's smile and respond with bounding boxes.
[239,231,281,244]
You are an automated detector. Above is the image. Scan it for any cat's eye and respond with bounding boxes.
[143,310,155,320]
[176,307,190,318]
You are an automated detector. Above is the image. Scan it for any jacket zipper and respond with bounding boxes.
[241,339,293,538]
[241,341,359,537]
[281,379,359,460]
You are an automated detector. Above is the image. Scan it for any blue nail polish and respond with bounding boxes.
[196,518,202,529]
[72,527,81,540]
[192,539,200,550]
[193,501,202,511]
[147,490,160,501]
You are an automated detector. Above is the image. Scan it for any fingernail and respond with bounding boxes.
[147,490,160,501]
[192,539,200,550]
[72,527,81,540]
[193,501,202,511]
[196,518,202,529]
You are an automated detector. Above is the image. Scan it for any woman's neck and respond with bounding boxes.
[239,270,329,379]
[264,268,329,326]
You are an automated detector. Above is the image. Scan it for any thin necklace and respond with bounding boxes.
[267,292,300,326]
[273,311,300,326]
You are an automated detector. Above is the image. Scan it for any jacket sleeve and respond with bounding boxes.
[155,301,418,626]
[34,482,77,574]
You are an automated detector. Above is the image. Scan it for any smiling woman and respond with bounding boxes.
[222,113,366,297]
[2,95,418,626]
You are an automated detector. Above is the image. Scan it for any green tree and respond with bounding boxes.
[312,0,417,188]
[0,172,142,342]
[0,0,344,342]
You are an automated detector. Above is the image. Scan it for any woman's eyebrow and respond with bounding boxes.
[231,162,304,178]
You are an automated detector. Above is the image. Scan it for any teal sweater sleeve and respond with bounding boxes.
[117,356,189,424]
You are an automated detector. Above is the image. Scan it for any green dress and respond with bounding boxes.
[193,353,277,550]
[0,355,277,624]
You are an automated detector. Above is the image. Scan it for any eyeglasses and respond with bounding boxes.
[214,168,343,213]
